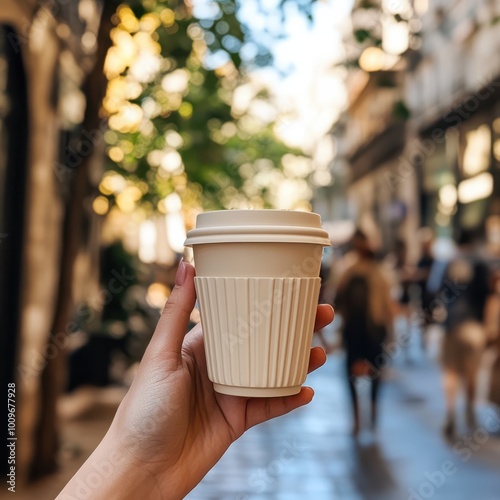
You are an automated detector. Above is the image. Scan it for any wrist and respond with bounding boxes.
[57,426,184,500]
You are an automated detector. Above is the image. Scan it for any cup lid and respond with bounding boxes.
[184,210,331,246]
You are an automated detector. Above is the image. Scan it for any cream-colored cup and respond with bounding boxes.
[184,210,330,397]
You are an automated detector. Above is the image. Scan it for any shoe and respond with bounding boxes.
[443,416,455,439]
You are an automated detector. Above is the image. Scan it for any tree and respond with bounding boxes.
[96,0,316,219]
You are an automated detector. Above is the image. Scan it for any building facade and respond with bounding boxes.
[406,0,500,252]
[316,0,500,258]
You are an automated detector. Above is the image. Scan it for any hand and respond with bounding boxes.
[57,261,334,500]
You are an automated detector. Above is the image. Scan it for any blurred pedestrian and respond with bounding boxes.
[486,270,500,408]
[336,230,395,435]
[390,238,415,362]
[315,250,335,353]
[440,230,490,437]
[394,239,412,312]
[415,229,435,350]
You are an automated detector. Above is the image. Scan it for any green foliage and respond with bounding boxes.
[353,29,371,44]
[344,2,419,70]
[358,0,379,9]
[102,0,315,212]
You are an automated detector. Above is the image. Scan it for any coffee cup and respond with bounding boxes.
[184,209,330,397]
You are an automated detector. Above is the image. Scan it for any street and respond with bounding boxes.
[189,325,500,500]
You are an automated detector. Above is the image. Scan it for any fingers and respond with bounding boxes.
[314,304,334,331]
[147,260,197,359]
[307,346,327,374]
[245,387,315,429]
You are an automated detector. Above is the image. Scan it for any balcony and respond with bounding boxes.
[342,69,407,180]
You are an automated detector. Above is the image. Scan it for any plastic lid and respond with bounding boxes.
[184,210,331,246]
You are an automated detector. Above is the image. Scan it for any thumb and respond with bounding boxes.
[146,260,197,361]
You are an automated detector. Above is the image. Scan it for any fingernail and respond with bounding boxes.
[175,259,187,286]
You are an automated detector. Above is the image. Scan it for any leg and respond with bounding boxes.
[420,312,430,353]
[464,365,478,429]
[443,369,459,437]
[420,293,435,353]
[370,376,381,429]
[461,323,486,429]
[347,362,360,436]
[400,304,414,363]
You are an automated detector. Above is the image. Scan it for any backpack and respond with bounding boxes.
[341,273,387,351]
[343,274,369,319]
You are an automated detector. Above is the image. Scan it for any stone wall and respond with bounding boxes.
[0,0,105,483]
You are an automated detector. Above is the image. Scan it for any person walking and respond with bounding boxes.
[388,238,415,362]
[440,230,490,437]
[336,230,394,436]
[486,270,500,409]
[415,229,435,350]
[315,251,335,353]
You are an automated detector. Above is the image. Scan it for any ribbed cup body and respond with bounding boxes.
[195,276,321,397]
[185,209,330,397]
